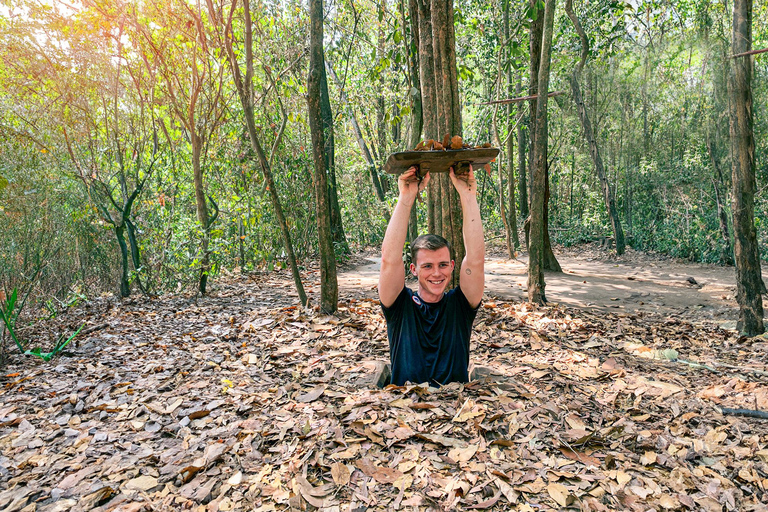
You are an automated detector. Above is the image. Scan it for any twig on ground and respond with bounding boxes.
[720,407,768,419]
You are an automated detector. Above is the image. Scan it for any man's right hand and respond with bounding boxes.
[398,166,430,204]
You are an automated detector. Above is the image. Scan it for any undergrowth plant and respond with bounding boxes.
[0,288,84,363]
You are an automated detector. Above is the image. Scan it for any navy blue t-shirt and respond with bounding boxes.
[381,286,479,386]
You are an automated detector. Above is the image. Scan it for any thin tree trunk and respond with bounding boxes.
[565,0,625,255]
[405,0,422,242]
[309,0,338,313]
[516,76,528,223]
[192,133,212,295]
[504,0,520,254]
[326,62,389,220]
[528,0,555,304]
[706,135,733,265]
[221,0,308,307]
[729,0,764,335]
[116,224,130,297]
[320,61,348,254]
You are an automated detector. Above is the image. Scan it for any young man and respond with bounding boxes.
[378,165,485,386]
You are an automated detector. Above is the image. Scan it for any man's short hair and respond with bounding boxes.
[411,234,452,264]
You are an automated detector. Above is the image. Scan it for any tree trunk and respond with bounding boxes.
[116,224,130,298]
[222,0,308,307]
[526,0,559,271]
[416,0,439,235]
[516,76,528,222]
[309,0,338,314]
[326,62,389,221]
[191,132,212,295]
[706,135,733,265]
[528,0,555,304]
[729,0,764,335]
[504,0,520,254]
[406,0,423,151]
[565,0,625,255]
[320,61,348,255]
[405,0,423,243]
[431,0,463,287]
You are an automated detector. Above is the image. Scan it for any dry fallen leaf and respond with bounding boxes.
[547,481,572,507]
[331,462,350,486]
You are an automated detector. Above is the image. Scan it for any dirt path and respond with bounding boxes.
[338,245,743,328]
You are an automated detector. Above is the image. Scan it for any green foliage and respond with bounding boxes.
[0,0,766,320]
[0,288,83,362]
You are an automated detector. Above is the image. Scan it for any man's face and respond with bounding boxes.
[410,247,454,302]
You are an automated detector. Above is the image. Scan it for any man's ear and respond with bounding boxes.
[410,263,417,276]
[450,260,456,271]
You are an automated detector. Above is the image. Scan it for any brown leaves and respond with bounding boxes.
[296,384,325,402]
[330,461,350,485]
[1,259,767,511]
[413,134,486,151]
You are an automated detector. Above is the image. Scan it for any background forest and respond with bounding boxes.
[0,0,767,313]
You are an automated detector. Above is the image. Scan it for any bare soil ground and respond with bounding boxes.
[339,243,745,329]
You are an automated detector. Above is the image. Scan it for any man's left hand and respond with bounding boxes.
[449,165,477,198]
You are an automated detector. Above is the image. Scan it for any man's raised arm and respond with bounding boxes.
[450,166,484,308]
[379,167,430,308]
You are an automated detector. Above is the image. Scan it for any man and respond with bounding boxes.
[378,165,484,386]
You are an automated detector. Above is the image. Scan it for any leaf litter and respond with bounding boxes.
[1,266,768,511]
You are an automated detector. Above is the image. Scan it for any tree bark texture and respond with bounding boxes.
[406,0,423,152]
[430,0,464,288]
[309,0,339,313]
[729,0,764,335]
[320,61,348,254]
[526,0,559,272]
[527,0,555,304]
[565,0,625,255]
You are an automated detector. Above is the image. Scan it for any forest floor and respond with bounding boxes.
[2,243,768,511]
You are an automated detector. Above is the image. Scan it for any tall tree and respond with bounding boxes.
[516,75,528,221]
[134,0,226,295]
[320,58,349,255]
[728,0,764,335]
[415,0,464,286]
[565,0,625,255]
[405,0,423,241]
[308,0,338,314]
[61,17,156,298]
[528,0,555,304]
[216,0,308,307]
[503,0,520,254]
[526,0,560,272]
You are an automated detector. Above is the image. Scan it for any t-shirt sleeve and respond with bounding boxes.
[381,286,409,321]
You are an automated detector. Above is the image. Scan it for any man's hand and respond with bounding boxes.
[398,166,430,204]
[449,165,476,198]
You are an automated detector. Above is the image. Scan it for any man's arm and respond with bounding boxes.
[379,167,430,308]
[449,166,484,308]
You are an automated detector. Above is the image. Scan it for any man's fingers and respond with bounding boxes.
[420,172,430,190]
